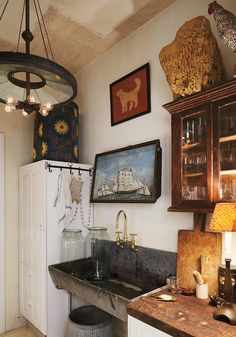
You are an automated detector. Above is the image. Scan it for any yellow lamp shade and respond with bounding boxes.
[209,203,236,232]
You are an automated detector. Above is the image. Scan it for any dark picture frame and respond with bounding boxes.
[110,63,151,126]
[90,140,161,203]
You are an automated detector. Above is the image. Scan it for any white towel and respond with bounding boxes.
[53,170,72,227]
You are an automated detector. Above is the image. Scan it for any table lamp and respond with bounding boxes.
[209,203,236,325]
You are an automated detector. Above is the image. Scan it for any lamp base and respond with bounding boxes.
[213,302,236,325]
[219,262,236,303]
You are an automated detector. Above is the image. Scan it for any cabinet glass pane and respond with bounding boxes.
[218,102,236,201]
[182,112,207,200]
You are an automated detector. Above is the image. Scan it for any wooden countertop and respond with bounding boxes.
[127,292,236,337]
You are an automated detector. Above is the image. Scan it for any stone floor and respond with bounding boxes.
[0,327,36,337]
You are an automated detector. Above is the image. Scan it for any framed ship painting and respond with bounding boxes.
[110,63,151,126]
[90,139,161,203]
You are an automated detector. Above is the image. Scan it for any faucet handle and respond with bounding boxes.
[129,233,138,251]
[130,233,137,238]
[115,231,123,247]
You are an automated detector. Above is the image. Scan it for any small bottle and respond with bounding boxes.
[61,229,85,262]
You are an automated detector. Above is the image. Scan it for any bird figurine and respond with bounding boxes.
[208,1,236,53]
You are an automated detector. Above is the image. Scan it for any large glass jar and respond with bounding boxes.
[62,229,85,262]
[85,227,110,281]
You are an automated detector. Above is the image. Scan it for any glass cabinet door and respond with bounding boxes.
[218,102,236,201]
[181,112,208,201]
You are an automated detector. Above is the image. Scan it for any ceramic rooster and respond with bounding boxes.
[208,1,236,52]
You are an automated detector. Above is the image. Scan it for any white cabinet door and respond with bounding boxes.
[128,316,171,337]
[19,164,47,335]
[19,262,33,321]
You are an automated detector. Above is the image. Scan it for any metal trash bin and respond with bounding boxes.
[67,305,113,337]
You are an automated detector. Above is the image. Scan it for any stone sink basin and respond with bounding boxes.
[49,243,176,321]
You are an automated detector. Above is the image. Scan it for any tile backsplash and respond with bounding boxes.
[101,241,177,291]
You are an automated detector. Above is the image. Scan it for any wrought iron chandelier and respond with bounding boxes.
[0,0,77,117]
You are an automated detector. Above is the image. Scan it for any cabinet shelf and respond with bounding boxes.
[182,142,201,150]
[219,134,236,143]
[220,169,236,175]
[183,172,205,178]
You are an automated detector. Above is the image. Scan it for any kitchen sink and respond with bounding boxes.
[49,257,164,321]
[49,242,176,321]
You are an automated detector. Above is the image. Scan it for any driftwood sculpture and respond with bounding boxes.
[159,16,225,99]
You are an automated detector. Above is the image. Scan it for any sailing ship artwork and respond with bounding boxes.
[91,140,162,203]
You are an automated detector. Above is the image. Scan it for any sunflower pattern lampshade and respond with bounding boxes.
[209,203,236,232]
[33,102,79,163]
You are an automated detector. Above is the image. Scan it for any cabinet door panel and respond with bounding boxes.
[19,166,47,334]
[19,262,33,320]
[213,99,236,202]
[171,104,213,210]
[182,111,208,201]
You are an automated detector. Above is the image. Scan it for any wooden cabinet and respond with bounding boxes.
[163,79,236,212]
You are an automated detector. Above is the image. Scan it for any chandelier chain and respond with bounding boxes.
[37,0,55,61]
[33,88,41,103]
[33,0,49,59]
[16,1,25,52]
[0,0,9,21]
[34,0,54,61]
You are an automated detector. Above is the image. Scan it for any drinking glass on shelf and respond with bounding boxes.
[197,116,202,142]
[220,115,227,137]
[220,114,236,137]
[191,119,195,143]
[228,115,234,135]
[182,185,206,200]
[220,143,235,171]
[185,120,191,144]
[220,176,236,200]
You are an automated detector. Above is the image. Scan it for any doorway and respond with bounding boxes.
[0,133,5,333]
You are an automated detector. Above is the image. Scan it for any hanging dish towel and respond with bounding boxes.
[53,170,72,227]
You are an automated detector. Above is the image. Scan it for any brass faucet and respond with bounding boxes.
[115,210,138,251]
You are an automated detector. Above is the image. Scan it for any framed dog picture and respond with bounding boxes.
[110,63,151,126]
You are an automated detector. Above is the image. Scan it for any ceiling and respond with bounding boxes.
[0,0,176,74]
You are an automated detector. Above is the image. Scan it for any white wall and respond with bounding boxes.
[0,109,33,331]
[77,0,236,255]
[0,133,5,333]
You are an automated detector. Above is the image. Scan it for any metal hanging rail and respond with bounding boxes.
[45,161,93,176]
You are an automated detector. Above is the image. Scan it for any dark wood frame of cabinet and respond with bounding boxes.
[163,79,236,213]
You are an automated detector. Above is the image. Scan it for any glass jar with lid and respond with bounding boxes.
[85,227,110,281]
[62,229,85,262]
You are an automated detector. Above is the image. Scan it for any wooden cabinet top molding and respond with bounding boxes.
[163,79,236,114]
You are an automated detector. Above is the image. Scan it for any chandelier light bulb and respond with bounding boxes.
[27,94,36,104]
[45,102,53,111]
[21,109,29,118]
[4,104,15,113]
[40,106,49,116]
[5,96,15,105]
